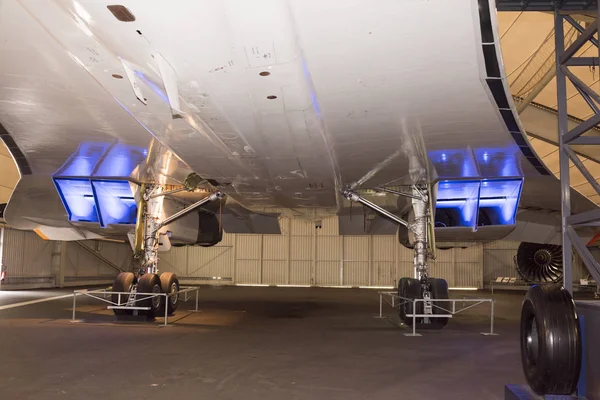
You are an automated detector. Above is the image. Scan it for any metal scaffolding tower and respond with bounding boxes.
[553,6,600,293]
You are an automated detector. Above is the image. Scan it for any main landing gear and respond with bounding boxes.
[113,181,223,319]
[343,184,449,328]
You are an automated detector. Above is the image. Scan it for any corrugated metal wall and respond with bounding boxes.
[2,217,596,290]
[169,217,486,288]
[0,228,128,288]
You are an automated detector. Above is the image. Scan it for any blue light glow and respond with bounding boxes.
[53,178,99,223]
[435,178,523,228]
[135,70,170,104]
[91,180,137,227]
[56,143,110,177]
[94,143,146,177]
[428,149,479,178]
[478,178,523,225]
[55,143,148,179]
[474,148,522,178]
[436,180,480,228]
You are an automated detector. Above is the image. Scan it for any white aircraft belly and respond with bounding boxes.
[0,0,538,215]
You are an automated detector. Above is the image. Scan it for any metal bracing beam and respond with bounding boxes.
[158,191,223,230]
[342,190,408,227]
[567,208,600,225]
[574,84,600,114]
[564,146,600,196]
[566,113,600,143]
[565,15,599,47]
[555,11,574,293]
[74,241,123,273]
[562,67,600,106]
[565,113,600,143]
[571,136,600,145]
[374,186,424,201]
[567,227,600,284]
[566,56,598,66]
[559,21,598,64]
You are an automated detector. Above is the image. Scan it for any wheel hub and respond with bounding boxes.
[170,282,178,305]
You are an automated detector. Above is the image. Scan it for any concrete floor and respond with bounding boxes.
[0,286,529,400]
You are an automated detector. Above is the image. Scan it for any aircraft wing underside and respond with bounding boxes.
[0,0,597,241]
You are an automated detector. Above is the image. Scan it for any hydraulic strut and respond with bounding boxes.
[343,185,434,317]
[136,187,224,276]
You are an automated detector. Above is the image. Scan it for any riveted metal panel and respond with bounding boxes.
[262,260,287,284]
[236,260,260,283]
[289,260,311,284]
[263,235,287,260]
[291,236,312,261]
[316,261,340,285]
[373,236,395,261]
[236,235,261,260]
[344,261,369,286]
[4,229,53,278]
[317,236,340,261]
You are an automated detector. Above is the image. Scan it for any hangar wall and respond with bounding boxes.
[0,228,130,289]
[161,217,590,289]
[0,218,590,290]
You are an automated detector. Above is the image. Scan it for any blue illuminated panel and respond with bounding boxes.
[428,149,480,178]
[53,178,99,223]
[91,180,137,227]
[478,179,523,226]
[56,143,110,177]
[94,144,147,177]
[435,180,480,229]
[474,148,522,178]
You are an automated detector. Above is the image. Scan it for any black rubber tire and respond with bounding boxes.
[520,284,581,395]
[400,278,423,326]
[137,273,163,318]
[397,277,410,321]
[111,272,135,316]
[427,278,450,329]
[159,272,180,315]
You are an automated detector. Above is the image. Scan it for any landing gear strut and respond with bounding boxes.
[112,180,223,319]
[343,185,449,328]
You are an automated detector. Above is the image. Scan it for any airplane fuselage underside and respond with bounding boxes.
[0,0,594,242]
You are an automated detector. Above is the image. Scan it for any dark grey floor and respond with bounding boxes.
[0,286,529,400]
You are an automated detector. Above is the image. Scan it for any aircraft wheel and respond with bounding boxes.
[159,272,180,315]
[137,273,163,318]
[400,278,423,325]
[520,284,581,395]
[427,278,450,329]
[111,272,135,316]
[397,277,410,322]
